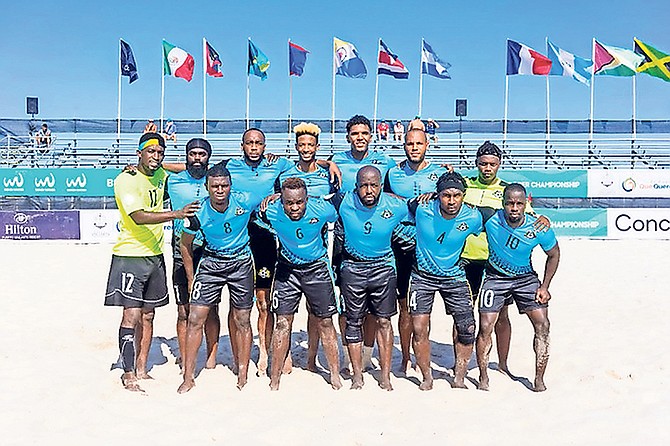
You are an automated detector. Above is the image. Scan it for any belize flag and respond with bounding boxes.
[334,37,367,79]
[378,39,409,79]
[289,41,309,76]
[162,40,195,82]
[205,40,223,78]
[507,40,552,75]
[547,40,593,85]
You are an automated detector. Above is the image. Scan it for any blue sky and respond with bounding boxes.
[1,0,668,122]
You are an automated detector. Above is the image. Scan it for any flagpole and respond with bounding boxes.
[373,38,380,140]
[246,37,251,130]
[418,38,424,116]
[546,75,551,140]
[117,39,122,143]
[331,37,336,145]
[503,75,509,148]
[288,39,293,146]
[632,71,637,140]
[589,38,595,143]
[203,37,207,136]
[160,39,165,133]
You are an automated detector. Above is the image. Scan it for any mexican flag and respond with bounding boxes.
[163,40,194,82]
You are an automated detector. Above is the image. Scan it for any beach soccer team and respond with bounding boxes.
[103,115,560,394]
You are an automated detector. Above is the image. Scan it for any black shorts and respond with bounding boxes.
[271,260,338,318]
[249,221,277,289]
[408,270,473,315]
[104,255,169,309]
[190,255,255,309]
[172,246,203,306]
[341,261,398,320]
[392,242,415,299]
[478,272,545,314]
[463,259,486,298]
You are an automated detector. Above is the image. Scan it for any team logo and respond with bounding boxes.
[622,178,636,192]
[309,217,319,224]
[525,230,537,239]
[381,209,394,219]
[13,212,29,224]
[428,173,439,181]
[258,267,271,279]
[34,173,55,188]
[457,222,469,231]
[493,190,503,199]
[235,207,245,216]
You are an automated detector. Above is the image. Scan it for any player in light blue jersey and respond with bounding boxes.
[409,172,488,390]
[334,165,409,391]
[383,128,449,374]
[166,138,221,372]
[177,164,256,393]
[257,177,342,391]
[476,183,560,392]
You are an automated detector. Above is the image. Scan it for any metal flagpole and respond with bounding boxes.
[589,38,595,143]
[418,38,424,117]
[288,39,293,145]
[546,75,551,140]
[203,37,207,136]
[331,37,336,145]
[160,39,165,132]
[246,38,250,130]
[503,75,509,148]
[117,39,122,143]
[632,71,637,140]
[373,38,380,141]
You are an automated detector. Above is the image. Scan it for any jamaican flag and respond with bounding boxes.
[634,38,670,82]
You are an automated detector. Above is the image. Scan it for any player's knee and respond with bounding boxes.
[345,317,364,344]
[275,316,291,333]
[454,312,476,345]
[377,317,391,331]
[533,317,550,335]
[141,310,155,323]
[233,309,252,330]
[256,298,268,312]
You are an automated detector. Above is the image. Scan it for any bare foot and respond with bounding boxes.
[121,374,145,393]
[230,363,239,375]
[136,372,154,380]
[177,379,195,394]
[282,355,293,375]
[269,380,280,391]
[257,353,268,376]
[497,363,509,375]
[418,379,433,391]
[205,358,217,369]
[533,379,547,392]
[379,377,393,391]
[236,376,247,390]
[478,375,490,391]
[330,376,343,390]
[350,375,364,390]
[451,379,467,389]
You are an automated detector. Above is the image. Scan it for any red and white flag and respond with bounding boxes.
[377,39,409,79]
[205,40,223,78]
[506,39,552,75]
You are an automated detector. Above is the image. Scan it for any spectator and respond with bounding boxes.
[426,118,440,143]
[164,119,177,142]
[408,116,425,132]
[393,120,404,142]
[36,123,52,148]
[143,119,157,134]
[376,120,390,141]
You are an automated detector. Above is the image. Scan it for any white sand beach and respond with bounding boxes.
[0,239,668,445]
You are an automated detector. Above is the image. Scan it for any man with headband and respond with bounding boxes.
[166,138,220,371]
[104,132,199,392]
[408,171,488,390]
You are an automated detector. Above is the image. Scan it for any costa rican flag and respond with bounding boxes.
[377,39,409,79]
[506,39,552,75]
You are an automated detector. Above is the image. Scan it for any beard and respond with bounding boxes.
[187,163,208,179]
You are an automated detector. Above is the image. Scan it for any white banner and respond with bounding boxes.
[79,210,173,244]
[588,170,670,198]
[607,208,670,239]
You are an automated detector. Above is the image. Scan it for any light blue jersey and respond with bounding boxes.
[222,156,293,209]
[276,163,337,198]
[383,160,447,199]
[258,197,338,265]
[330,149,396,192]
[412,201,483,279]
[166,170,207,241]
[485,210,558,277]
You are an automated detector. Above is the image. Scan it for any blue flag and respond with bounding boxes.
[120,39,138,84]
[248,39,270,80]
[289,41,309,76]
[421,40,451,79]
[547,40,593,85]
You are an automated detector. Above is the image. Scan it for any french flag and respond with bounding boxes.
[507,40,552,75]
[378,39,409,79]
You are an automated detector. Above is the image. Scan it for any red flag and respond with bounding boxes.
[206,40,223,78]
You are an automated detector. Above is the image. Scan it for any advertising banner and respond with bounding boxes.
[0,210,80,240]
[606,208,670,239]
[540,208,607,237]
[79,209,173,244]
[588,170,670,198]
[461,169,588,198]
[0,168,120,197]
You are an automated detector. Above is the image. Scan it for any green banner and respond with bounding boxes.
[461,169,588,198]
[0,168,120,197]
[539,208,607,237]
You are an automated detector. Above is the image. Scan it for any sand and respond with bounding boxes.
[0,239,668,445]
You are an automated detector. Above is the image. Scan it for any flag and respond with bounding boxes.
[289,41,309,76]
[421,40,450,79]
[334,37,367,78]
[120,39,138,84]
[162,40,195,82]
[634,38,670,82]
[205,40,223,78]
[593,40,643,77]
[507,40,552,75]
[378,39,409,79]
[248,39,270,80]
[547,40,593,85]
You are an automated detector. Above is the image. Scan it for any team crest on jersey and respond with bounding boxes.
[381,209,394,219]
[457,222,469,231]
[235,207,245,216]
[158,180,164,188]
[309,217,320,224]
[525,230,537,239]
[493,190,503,199]
[428,173,439,181]
[258,267,271,279]
[318,171,329,178]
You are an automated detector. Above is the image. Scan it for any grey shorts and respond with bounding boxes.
[190,255,255,309]
[408,270,473,315]
[172,246,203,306]
[478,272,546,314]
[271,260,338,318]
[340,261,397,319]
[104,255,168,309]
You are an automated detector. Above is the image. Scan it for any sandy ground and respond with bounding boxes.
[0,239,669,445]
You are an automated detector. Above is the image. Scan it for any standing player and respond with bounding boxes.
[258,178,342,391]
[335,166,408,391]
[384,128,448,373]
[167,138,220,370]
[104,133,199,392]
[177,164,256,393]
[476,183,560,392]
[408,172,485,390]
